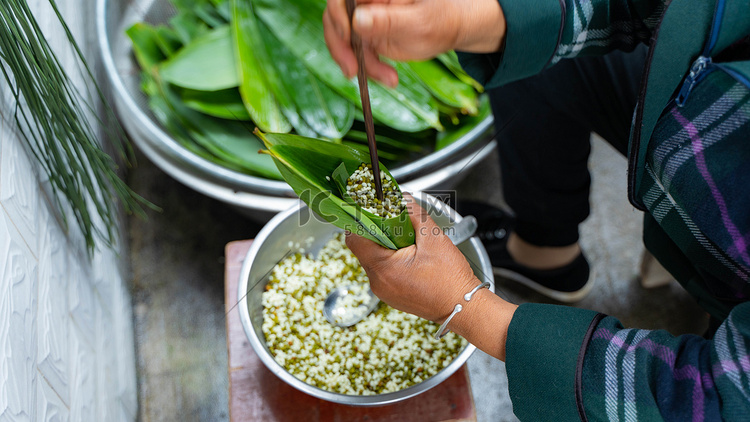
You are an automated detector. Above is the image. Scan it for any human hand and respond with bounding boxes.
[323,0,506,87]
[345,194,480,322]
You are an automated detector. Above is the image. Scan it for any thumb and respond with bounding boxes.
[353,4,421,44]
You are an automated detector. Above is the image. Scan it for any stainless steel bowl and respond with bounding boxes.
[96,0,496,219]
[237,193,494,406]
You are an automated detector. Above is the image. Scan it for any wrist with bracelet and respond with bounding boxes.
[434,280,492,339]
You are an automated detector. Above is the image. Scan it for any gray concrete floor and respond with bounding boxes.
[128,134,708,422]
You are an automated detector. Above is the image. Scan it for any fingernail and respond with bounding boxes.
[356,10,372,31]
[388,73,398,88]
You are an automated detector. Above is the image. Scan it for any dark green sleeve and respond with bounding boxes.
[505,303,599,421]
[457,0,562,87]
[457,0,668,89]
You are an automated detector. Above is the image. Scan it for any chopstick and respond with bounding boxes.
[345,0,384,202]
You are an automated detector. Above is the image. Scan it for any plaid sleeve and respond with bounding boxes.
[457,0,668,88]
[551,0,666,64]
[580,302,750,421]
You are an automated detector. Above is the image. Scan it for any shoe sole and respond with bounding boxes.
[493,267,596,303]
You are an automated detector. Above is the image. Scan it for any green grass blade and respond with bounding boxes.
[2,0,155,252]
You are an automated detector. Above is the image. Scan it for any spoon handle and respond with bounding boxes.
[445,216,478,246]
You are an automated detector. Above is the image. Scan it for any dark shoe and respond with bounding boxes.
[457,201,594,303]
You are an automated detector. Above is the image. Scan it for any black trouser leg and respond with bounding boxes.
[488,45,648,247]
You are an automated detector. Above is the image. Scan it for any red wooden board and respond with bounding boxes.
[225,240,476,422]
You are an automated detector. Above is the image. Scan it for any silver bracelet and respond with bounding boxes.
[434,281,491,339]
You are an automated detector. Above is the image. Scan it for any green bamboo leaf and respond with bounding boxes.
[437,101,461,125]
[257,131,415,249]
[231,0,291,133]
[172,0,226,25]
[148,91,227,163]
[126,23,166,71]
[344,130,423,153]
[194,3,227,27]
[169,10,210,44]
[160,25,239,91]
[134,33,235,166]
[153,80,282,179]
[436,96,491,150]
[192,121,281,179]
[258,24,354,140]
[209,0,232,20]
[180,87,251,120]
[341,141,400,162]
[147,78,261,175]
[254,0,441,132]
[131,29,280,178]
[231,6,315,137]
[382,60,444,131]
[352,120,436,146]
[436,51,484,93]
[154,25,183,57]
[406,60,479,115]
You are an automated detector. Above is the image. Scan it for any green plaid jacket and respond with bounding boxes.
[459,0,750,420]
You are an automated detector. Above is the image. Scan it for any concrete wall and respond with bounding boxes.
[0,0,137,420]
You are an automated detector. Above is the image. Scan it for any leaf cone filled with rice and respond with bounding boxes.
[257,130,415,249]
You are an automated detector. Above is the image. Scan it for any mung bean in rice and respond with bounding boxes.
[262,233,467,395]
[345,163,406,218]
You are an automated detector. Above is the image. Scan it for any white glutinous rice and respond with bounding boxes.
[261,233,467,395]
[345,163,406,218]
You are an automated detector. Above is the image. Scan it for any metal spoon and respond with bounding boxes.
[323,216,479,327]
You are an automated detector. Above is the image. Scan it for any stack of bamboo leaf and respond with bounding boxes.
[127,0,488,181]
